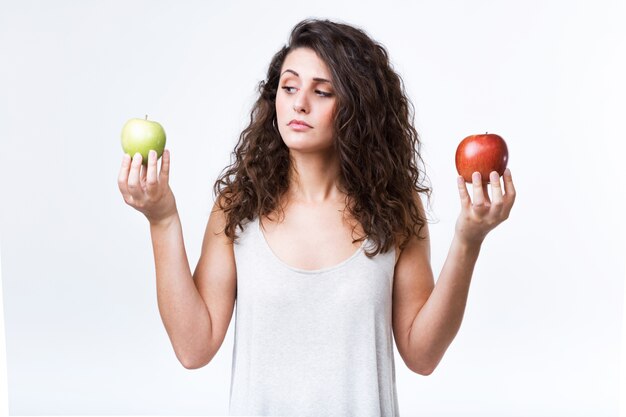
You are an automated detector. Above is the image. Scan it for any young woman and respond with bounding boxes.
[118,19,515,417]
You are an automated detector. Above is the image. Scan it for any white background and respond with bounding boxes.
[1,0,624,415]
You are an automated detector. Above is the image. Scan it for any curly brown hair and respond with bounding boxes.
[213,18,431,258]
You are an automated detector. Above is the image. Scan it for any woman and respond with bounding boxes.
[117,19,515,417]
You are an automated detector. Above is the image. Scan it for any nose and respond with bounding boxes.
[292,92,309,114]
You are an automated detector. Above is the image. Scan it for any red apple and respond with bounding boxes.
[455,133,508,183]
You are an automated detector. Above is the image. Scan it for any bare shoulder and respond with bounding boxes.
[196,196,237,277]
[393,191,429,265]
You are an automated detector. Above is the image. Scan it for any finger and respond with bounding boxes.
[490,171,504,207]
[146,150,159,195]
[117,153,132,198]
[127,153,144,199]
[159,149,170,184]
[457,176,470,209]
[502,168,516,217]
[503,168,516,198]
[482,182,491,204]
[471,172,486,207]
[140,160,147,187]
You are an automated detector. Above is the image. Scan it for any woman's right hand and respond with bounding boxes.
[118,149,178,226]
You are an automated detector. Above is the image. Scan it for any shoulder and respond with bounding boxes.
[393,191,428,265]
[195,197,238,285]
[395,243,402,265]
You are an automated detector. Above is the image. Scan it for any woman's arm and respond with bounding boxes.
[392,169,516,375]
[150,206,236,370]
[118,151,236,369]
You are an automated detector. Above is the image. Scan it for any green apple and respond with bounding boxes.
[121,115,166,165]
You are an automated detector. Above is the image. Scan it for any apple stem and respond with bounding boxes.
[145,114,148,120]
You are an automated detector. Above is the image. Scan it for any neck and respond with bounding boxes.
[286,150,343,204]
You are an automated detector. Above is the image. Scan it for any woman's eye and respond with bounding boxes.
[316,90,333,97]
[281,86,332,97]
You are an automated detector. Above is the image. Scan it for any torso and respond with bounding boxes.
[260,198,401,270]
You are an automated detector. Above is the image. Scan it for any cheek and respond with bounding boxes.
[321,104,336,128]
[277,98,294,125]
[275,100,287,136]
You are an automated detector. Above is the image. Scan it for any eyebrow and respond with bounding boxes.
[280,69,331,84]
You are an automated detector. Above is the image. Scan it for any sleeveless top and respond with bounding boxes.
[228,216,400,417]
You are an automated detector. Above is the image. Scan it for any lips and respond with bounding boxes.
[288,119,312,128]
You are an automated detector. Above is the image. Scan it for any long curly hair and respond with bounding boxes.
[213,18,431,258]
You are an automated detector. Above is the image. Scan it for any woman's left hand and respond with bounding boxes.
[455,168,516,246]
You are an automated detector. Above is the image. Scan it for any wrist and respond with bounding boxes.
[148,209,179,230]
[452,232,483,254]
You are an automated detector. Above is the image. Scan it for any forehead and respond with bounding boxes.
[280,47,332,80]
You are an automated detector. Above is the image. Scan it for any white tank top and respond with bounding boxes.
[229,216,399,416]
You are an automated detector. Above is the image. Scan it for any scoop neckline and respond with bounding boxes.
[256,216,367,275]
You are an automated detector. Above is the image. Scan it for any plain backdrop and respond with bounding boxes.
[1,0,624,415]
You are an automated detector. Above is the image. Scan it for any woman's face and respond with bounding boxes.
[275,47,337,154]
